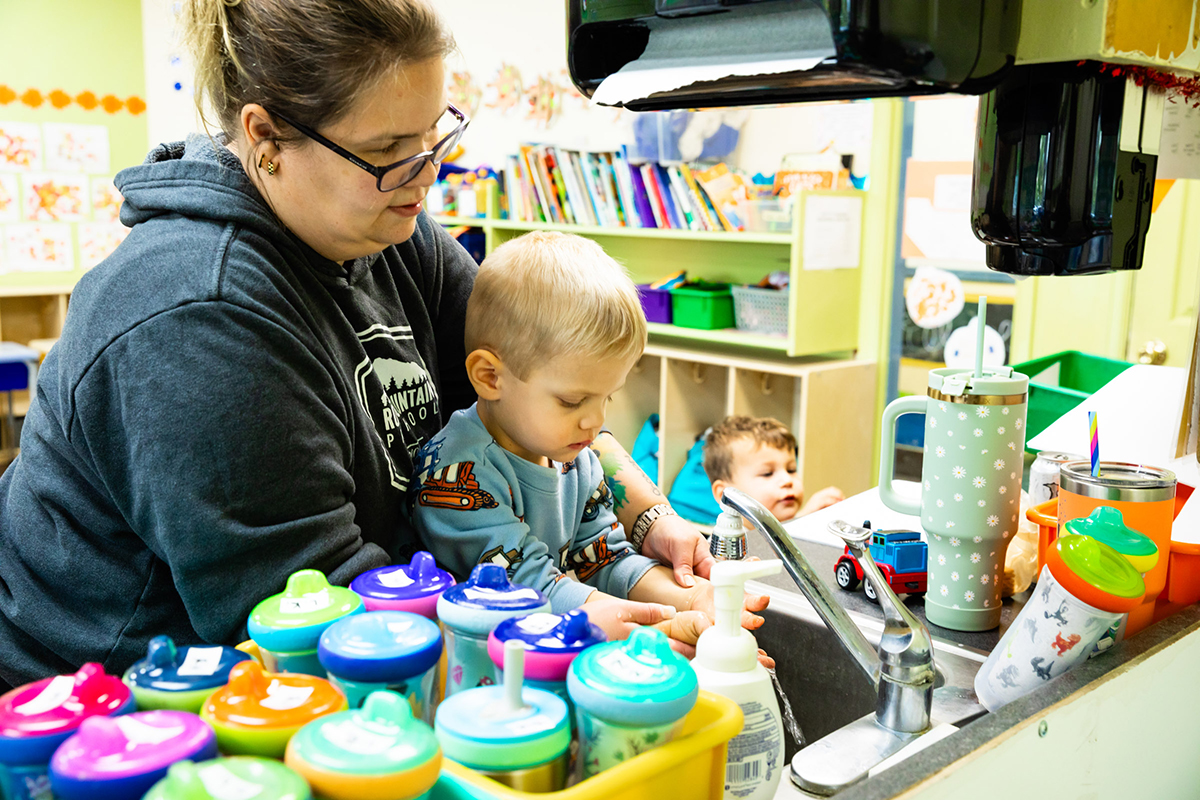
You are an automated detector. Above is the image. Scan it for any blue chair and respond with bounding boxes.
[0,343,40,450]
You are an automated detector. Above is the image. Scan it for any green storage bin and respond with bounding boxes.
[670,284,735,330]
[1011,350,1135,450]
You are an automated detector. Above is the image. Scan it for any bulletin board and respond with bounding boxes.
[0,0,148,292]
[900,159,987,267]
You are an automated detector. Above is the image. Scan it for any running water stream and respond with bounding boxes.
[767,666,805,748]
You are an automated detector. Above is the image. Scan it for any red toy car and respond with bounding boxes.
[834,528,927,603]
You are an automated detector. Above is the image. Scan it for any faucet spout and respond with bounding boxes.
[718,488,881,687]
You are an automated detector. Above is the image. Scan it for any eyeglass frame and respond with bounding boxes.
[266,103,468,192]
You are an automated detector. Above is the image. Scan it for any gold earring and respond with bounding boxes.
[266,161,276,175]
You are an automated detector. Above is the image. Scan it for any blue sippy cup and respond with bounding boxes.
[487,609,605,724]
[318,611,443,722]
[435,564,549,698]
[567,627,698,778]
[123,636,251,712]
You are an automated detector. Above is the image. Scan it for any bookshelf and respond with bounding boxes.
[431,185,866,358]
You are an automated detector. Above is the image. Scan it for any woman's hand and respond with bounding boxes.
[641,514,716,588]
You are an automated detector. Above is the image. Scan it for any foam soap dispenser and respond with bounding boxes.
[691,559,785,800]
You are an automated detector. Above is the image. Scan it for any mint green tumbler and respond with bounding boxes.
[879,366,1028,631]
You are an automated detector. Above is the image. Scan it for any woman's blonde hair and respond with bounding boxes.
[465,232,648,380]
[181,0,454,143]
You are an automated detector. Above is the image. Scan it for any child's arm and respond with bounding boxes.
[413,455,594,612]
[799,486,846,516]
[565,464,659,602]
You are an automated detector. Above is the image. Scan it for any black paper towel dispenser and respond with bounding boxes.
[567,0,1163,276]
[567,0,1021,110]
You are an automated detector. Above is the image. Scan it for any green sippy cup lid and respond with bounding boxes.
[143,758,311,800]
[1063,507,1158,573]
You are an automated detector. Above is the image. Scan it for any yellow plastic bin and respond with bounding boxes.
[429,691,743,800]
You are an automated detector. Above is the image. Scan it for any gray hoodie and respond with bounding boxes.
[0,135,476,687]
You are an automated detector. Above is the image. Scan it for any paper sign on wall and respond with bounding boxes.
[802,194,862,270]
[901,160,985,264]
[1157,101,1200,181]
[0,123,42,172]
[0,175,18,223]
[23,174,89,222]
[43,124,110,174]
[4,224,74,272]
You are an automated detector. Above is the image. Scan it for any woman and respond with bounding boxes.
[0,0,716,690]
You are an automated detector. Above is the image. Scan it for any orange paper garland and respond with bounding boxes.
[0,85,145,116]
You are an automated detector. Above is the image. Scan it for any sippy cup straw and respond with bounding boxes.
[499,640,526,716]
[974,296,987,380]
[1089,411,1100,478]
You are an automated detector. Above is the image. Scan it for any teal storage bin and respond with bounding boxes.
[1011,350,1134,449]
[669,284,734,330]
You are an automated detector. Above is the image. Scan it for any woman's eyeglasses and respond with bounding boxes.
[268,104,468,192]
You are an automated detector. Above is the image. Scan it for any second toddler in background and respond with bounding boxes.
[705,416,844,521]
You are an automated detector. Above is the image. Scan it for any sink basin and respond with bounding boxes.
[747,581,990,768]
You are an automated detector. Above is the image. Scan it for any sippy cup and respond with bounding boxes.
[436,564,550,697]
[124,636,251,712]
[974,533,1145,711]
[248,569,364,677]
[487,609,606,722]
[350,552,455,618]
[49,710,218,800]
[200,661,347,757]
[567,627,698,778]
[318,611,443,722]
[144,757,311,800]
[285,690,442,800]
[436,640,571,792]
[0,663,135,800]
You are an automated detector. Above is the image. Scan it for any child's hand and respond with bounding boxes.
[799,485,845,516]
[580,596,683,645]
[651,610,713,659]
[686,581,770,631]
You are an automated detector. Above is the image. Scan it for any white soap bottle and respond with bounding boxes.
[692,550,785,800]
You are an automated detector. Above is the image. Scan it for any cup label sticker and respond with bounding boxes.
[377,568,416,589]
[14,675,73,716]
[116,715,186,746]
[516,613,560,635]
[319,718,395,755]
[260,681,314,710]
[177,646,225,677]
[596,650,661,683]
[199,765,265,800]
[507,714,554,735]
[280,588,330,614]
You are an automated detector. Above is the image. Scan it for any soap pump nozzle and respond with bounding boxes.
[696,559,783,673]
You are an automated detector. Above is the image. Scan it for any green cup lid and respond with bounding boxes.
[248,570,363,652]
[1064,507,1158,567]
[287,690,440,777]
[1050,534,1146,608]
[143,757,311,800]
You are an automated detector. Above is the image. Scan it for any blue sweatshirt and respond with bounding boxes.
[0,135,477,688]
[412,405,657,612]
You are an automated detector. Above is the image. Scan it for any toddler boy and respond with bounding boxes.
[412,231,724,638]
[705,416,845,522]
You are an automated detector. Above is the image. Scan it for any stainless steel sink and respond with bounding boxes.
[747,581,990,768]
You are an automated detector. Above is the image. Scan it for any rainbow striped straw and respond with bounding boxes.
[1088,411,1100,478]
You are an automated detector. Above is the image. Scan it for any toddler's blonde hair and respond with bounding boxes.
[465,231,647,379]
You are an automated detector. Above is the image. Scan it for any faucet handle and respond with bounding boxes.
[827,520,872,547]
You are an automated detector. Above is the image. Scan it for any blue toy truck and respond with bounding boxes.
[834,527,928,603]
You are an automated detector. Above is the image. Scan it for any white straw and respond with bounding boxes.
[974,296,987,380]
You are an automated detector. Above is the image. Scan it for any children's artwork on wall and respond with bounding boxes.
[485,63,524,114]
[0,122,42,171]
[78,222,129,268]
[43,123,110,174]
[448,71,482,118]
[0,175,18,223]
[91,177,123,223]
[525,73,565,128]
[23,174,89,222]
[905,266,966,329]
[4,223,74,272]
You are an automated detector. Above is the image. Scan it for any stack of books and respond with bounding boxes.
[503,145,741,232]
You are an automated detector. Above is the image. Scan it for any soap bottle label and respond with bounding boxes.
[724,700,781,798]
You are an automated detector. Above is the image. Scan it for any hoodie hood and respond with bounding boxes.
[116,133,290,250]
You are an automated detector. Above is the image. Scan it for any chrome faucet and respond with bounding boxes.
[717,488,937,796]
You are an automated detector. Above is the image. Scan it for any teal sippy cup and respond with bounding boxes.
[567,627,698,778]
[435,640,571,792]
[248,569,364,676]
[435,564,549,697]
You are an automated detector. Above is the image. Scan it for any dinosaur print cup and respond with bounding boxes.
[974,535,1145,711]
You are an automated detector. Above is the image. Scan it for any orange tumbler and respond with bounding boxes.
[1057,461,1176,637]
